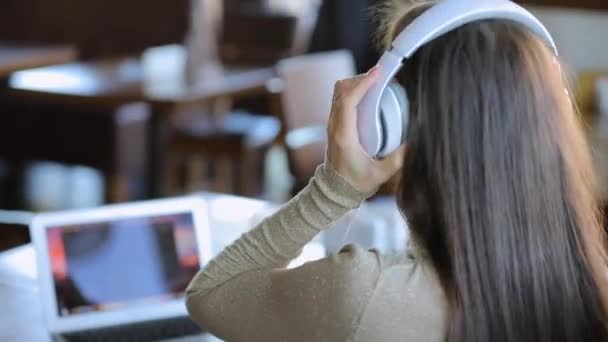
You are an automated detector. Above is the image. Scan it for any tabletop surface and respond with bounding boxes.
[0,193,404,342]
[0,44,77,78]
[7,45,276,106]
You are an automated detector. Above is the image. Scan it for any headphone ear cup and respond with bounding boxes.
[388,82,408,114]
[377,82,410,157]
[390,82,410,142]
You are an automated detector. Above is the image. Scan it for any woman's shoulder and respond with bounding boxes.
[333,243,439,280]
[290,243,437,296]
[305,243,447,341]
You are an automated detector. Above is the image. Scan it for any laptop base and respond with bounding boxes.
[54,316,203,342]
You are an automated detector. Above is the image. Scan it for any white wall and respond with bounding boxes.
[528,6,608,73]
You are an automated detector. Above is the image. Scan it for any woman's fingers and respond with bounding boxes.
[344,66,380,107]
[334,67,380,108]
[327,66,405,194]
[331,67,381,135]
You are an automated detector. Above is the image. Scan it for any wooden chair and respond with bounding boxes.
[166,4,293,197]
[167,106,280,196]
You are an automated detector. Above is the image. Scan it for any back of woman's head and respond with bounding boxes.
[380,1,608,341]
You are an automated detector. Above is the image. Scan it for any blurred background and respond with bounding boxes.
[0,0,607,246]
[0,2,607,341]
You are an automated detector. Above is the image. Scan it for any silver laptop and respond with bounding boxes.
[29,197,212,341]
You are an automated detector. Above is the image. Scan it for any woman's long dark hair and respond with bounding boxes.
[382,1,608,341]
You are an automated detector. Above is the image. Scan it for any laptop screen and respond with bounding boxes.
[46,212,200,317]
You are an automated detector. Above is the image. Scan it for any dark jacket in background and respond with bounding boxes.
[309,0,383,73]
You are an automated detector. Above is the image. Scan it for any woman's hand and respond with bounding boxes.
[327,67,407,195]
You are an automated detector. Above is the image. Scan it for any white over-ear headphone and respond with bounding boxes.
[357,0,558,158]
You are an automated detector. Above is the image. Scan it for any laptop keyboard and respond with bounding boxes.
[61,316,203,342]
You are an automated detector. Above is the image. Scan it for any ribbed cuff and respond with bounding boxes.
[312,163,369,211]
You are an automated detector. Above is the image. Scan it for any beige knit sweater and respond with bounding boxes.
[186,163,448,341]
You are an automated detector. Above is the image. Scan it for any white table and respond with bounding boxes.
[0,193,406,341]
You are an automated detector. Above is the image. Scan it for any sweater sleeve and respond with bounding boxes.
[185,164,382,341]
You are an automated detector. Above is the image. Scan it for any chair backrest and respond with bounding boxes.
[277,50,356,132]
[276,50,356,189]
[220,11,298,66]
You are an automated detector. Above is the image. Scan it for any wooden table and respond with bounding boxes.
[5,45,277,199]
[0,44,77,78]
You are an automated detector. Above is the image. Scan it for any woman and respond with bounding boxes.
[186,1,608,341]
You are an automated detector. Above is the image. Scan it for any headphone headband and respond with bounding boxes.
[392,0,558,58]
[358,0,558,158]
